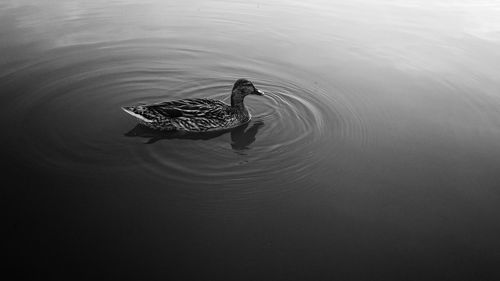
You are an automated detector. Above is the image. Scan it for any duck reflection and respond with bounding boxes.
[124,121,264,150]
[230,121,264,150]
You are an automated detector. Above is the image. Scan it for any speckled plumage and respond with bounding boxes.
[122,79,263,132]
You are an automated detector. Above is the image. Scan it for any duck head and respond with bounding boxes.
[231,78,263,107]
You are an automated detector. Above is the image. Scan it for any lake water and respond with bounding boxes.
[3,0,500,279]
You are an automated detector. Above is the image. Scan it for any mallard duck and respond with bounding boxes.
[122,79,264,132]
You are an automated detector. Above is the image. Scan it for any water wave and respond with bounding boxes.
[4,38,369,197]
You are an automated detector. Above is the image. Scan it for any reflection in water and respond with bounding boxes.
[125,121,264,150]
[230,121,264,151]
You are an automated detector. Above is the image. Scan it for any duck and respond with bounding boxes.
[122,79,264,132]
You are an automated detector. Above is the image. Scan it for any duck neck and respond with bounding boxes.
[231,92,246,111]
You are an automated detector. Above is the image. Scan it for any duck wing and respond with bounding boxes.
[147,98,229,118]
[122,98,232,128]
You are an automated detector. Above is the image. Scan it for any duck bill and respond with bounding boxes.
[253,88,264,96]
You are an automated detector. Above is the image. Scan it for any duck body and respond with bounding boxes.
[122,79,263,132]
[122,98,249,132]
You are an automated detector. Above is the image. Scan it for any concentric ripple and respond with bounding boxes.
[3,37,369,197]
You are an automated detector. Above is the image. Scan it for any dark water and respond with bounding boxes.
[3,0,500,280]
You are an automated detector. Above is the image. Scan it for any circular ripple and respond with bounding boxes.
[3,38,369,197]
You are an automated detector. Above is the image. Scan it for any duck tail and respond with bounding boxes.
[122,106,153,124]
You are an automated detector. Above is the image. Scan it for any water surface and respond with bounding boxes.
[3,0,500,280]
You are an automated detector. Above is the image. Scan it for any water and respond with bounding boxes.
[3,0,500,279]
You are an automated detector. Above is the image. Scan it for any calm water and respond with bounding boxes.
[3,0,500,279]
